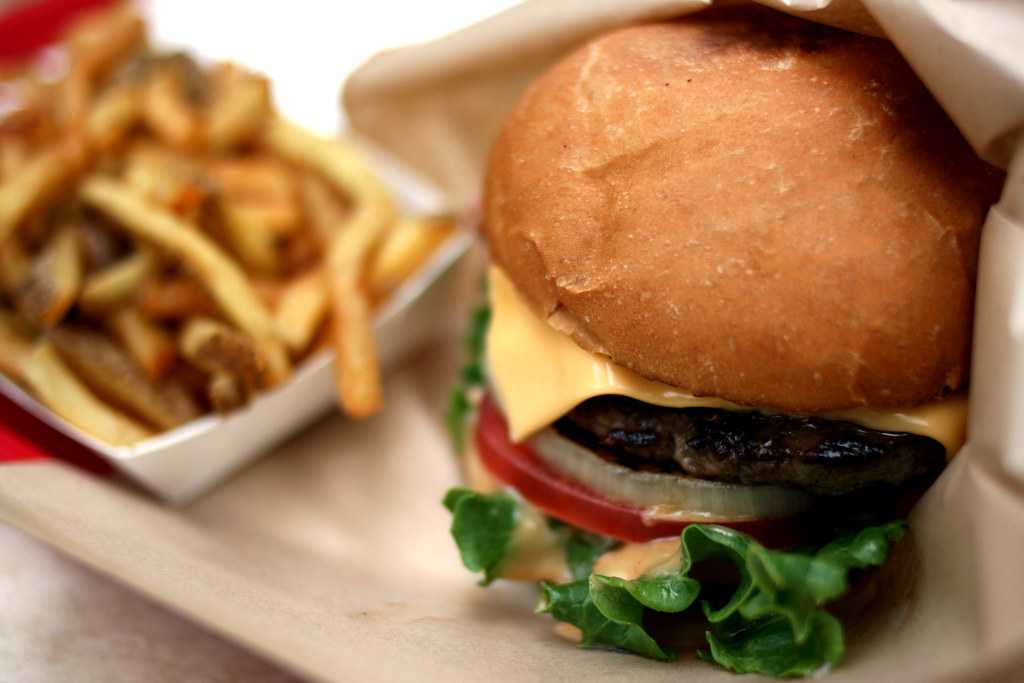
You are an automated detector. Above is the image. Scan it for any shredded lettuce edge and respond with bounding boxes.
[445,487,906,678]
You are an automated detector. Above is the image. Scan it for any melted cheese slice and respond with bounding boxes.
[487,267,967,456]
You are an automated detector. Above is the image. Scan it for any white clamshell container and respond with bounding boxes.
[0,149,472,503]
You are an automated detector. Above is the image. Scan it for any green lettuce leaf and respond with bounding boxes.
[537,540,701,660]
[538,578,677,661]
[564,529,617,581]
[534,521,905,677]
[443,488,517,586]
[694,521,904,676]
[445,300,491,453]
[704,611,844,677]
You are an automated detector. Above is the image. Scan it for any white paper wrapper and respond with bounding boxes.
[3,1,1024,681]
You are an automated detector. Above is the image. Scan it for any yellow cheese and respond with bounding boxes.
[487,266,967,456]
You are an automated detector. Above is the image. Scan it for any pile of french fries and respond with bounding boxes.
[0,3,455,445]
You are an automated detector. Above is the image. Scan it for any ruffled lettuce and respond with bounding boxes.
[443,488,517,586]
[444,487,905,677]
[539,522,905,677]
[445,299,490,454]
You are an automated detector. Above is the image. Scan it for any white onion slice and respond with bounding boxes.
[530,428,813,522]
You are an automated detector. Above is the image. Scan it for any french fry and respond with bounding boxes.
[66,3,145,77]
[0,140,83,245]
[327,251,382,417]
[57,64,91,133]
[0,309,34,381]
[261,335,291,386]
[0,138,29,179]
[261,117,390,207]
[208,157,300,234]
[0,238,30,293]
[263,119,397,415]
[79,176,279,343]
[107,307,176,381]
[21,341,151,445]
[76,220,123,270]
[205,64,270,151]
[0,8,446,431]
[218,199,281,273]
[207,371,245,412]
[208,157,296,205]
[251,276,287,309]
[140,68,201,150]
[369,215,455,301]
[78,250,154,314]
[0,78,47,140]
[298,173,345,247]
[59,4,143,136]
[179,317,265,390]
[137,275,217,320]
[50,325,200,431]
[122,142,208,213]
[87,84,139,151]
[274,269,328,354]
[15,226,82,329]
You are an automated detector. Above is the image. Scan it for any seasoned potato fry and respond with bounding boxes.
[297,173,345,246]
[138,275,217,319]
[107,307,177,381]
[79,250,154,314]
[327,194,395,416]
[123,142,206,211]
[80,177,279,342]
[140,68,201,150]
[206,64,270,151]
[15,226,82,329]
[274,269,328,354]
[262,117,390,207]
[66,3,145,76]
[0,7,454,434]
[50,325,200,430]
[0,309,33,381]
[179,317,265,390]
[76,220,124,271]
[21,341,151,445]
[369,215,455,301]
[207,371,246,412]
[87,84,139,151]
[251,277,286,309]
[218,199,281,273]
[208,157,300,234]
[0,238,30,293]
[0,138,29,179]
[0,79,47,140]
[59,4,143,135]
[0,140,83,245]
[57,64,91,133]
[208,157,296,205]
[327,261,381,417]
[261,118,397,414]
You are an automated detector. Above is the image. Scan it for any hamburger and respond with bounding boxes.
[443,7,1003,677]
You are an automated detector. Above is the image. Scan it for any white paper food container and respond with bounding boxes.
[0,4,481,503]
[0,143,471,503]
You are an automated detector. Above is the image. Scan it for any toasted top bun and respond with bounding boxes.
[483,7,1004,412]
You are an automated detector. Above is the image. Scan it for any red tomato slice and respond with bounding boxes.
[475,394,801,546]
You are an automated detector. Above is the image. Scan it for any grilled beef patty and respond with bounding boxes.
[557,396,946,496]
